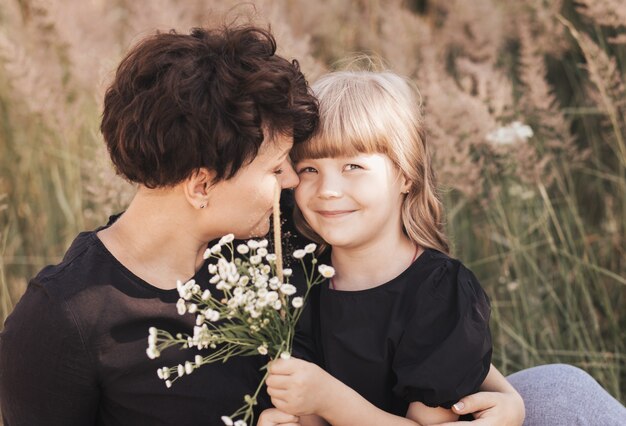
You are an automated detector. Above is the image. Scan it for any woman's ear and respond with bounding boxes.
[183,168,216,209]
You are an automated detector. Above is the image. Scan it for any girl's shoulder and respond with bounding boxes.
[409,249,484,299]
[400,249,490,330]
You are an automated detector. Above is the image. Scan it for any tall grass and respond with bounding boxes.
[0,0,624,409]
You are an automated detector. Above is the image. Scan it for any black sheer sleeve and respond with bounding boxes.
[391,260,492,408]
[0,281,99,425]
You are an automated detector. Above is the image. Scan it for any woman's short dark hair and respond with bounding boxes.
[101,25,319,188]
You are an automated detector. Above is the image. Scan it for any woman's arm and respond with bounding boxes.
[267,358,455,426]
[257,408,300,426]
[268,359,524,426]
[435,364,525,426]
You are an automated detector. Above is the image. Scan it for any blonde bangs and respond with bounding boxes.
[290,72,393,163]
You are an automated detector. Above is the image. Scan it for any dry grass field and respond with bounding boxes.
[0,0,624,417]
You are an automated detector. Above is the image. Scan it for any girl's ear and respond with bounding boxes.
[399,173,412,194]
[183,168,216,209]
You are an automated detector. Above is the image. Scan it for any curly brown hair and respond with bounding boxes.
[101,25,318,188]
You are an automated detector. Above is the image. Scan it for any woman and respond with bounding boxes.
[0,23,318,425]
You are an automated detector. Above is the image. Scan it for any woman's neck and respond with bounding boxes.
[330,233,421,291]
[97,190,214,290]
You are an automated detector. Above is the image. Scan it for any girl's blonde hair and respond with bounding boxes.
[291,70,450,254]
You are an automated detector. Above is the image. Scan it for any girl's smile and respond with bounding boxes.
[294,153,409,250]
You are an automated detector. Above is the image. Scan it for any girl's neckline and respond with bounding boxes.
[326,246,430,295]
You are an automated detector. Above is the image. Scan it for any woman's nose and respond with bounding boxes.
[280,160,300,189]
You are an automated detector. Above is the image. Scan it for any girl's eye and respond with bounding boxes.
[345,164,362,171]
[297,166,317,174]
[274,168,283,175]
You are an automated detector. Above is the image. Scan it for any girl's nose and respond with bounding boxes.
[318,173,342,199]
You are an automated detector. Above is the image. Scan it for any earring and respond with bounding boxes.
[200,204,206,209]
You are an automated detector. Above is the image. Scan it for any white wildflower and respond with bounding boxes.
[165,380,172,388]
[221,416,234,426]
[254,276,268,289]
[208,264,218,274]
[249,255,262,265]
[257,248,268,257]
[146,347,160,359]
[234,420,247,426]
[292,249,306,259]
[292,297,303,308]
[176,299,187,315]
[209,275,220,284]
[236,244,249,254]
[201,289,211,300]
[203,248,212,259]
[204,309,220,322]
[177,364,185,377]
[280,352,291,360]
[257,345,268,355]
[318,265,336,278]
[258,239,268,248]
[187,303,197,314]
[247,240,259,249]
[282,268,292,277]
[216,281,231,291]
[210,244,222,254]
[265,291,279,303]
[304,243,317,253]
[157,367,170,379]
[279,283,297,295]
[266,253,277,262]
[219,234,235,245]
[195,355,203,365]
[272,300,282,310]
[185,361,194,375]
[195,315,204,326]
[486,121,534,146]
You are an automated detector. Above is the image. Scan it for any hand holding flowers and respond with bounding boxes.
[147,234,334,426]
[266,357,338,417]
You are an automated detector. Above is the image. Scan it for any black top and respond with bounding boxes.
[0,217,270,426]
[297,249,492,416]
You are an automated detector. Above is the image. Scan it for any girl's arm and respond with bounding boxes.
[267,359,524,426]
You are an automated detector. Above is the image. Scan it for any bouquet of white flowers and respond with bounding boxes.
[147,231,333,426]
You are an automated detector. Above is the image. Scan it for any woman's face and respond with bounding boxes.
[294,153,406,249]
[209,134,298,239]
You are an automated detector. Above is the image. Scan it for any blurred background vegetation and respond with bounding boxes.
[0,0,624,410]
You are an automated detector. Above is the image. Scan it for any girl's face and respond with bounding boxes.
[208,134,299,239]
[294,153,408,249]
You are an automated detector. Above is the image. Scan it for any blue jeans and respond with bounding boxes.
[508,364,626,426]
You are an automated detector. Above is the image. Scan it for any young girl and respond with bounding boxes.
[264,70,513,426]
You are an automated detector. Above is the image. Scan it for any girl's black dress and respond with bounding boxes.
[296,248,492,417]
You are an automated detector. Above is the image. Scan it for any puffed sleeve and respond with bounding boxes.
[392,259,492,408]
[0,281,99,425]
